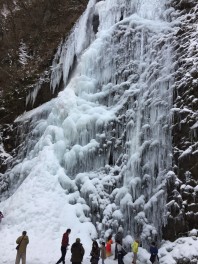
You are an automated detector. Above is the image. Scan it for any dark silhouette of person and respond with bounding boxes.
[149,242,159,264]
[70,238,85,264]
[114,227,123,260]
[0,211,4,223]
[90,240,100,264]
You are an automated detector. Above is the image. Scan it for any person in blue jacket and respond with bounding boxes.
[149,242,159,263]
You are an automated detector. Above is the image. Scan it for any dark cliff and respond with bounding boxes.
[163,0,198,241]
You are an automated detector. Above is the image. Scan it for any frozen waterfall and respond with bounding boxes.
[0,0,178,262]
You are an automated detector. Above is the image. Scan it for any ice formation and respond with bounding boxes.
[0,1,180,261]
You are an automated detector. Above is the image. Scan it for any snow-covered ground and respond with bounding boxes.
[0,184,198,264]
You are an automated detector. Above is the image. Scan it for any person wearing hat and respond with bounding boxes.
[71,238,85,264]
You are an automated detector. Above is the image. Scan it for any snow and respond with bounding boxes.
[0,0,198,263]
[1,202,198,264]
[0,161,96,263]
[178,146,192,159]
[191,121,198,129]
[0,145,11,159]
[18,41,31,66]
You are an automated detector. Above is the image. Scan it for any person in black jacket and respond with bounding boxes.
[114,227,123,260]
[71,238,85,264]
[149,242,159,263]
[90,241,100,264]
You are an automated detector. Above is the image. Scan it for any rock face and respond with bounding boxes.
[163,0,198,241]
[0,0,88,172]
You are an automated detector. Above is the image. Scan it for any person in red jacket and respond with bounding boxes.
[106,235,113,257]
[56,228,71,264]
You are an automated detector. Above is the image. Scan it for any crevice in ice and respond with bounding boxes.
[92,14,99,34]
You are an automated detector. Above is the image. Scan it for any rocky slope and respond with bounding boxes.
[163,0,198,241]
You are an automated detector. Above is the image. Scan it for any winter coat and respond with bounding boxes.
[90,246,100,264]
[115,232,123,244]
[100,245,106,260]
[16,235,29,253]
[71,241,85,263]
[132,241,139,253]
[106,239,113,253]
[150,245,158,263]
[150,245,158,255]
[62,232,69,247]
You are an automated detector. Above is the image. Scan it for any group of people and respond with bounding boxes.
[132,240,158,264]
[14,229,85,264]
[54,229,104,264]
[54,228,159,264]
[114,228,158,264]
[104,229,158,264]
[13,226,158,264]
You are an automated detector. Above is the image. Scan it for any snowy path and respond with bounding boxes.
[17,254,137,264]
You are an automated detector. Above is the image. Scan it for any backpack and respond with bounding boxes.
[121,247,127,257]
